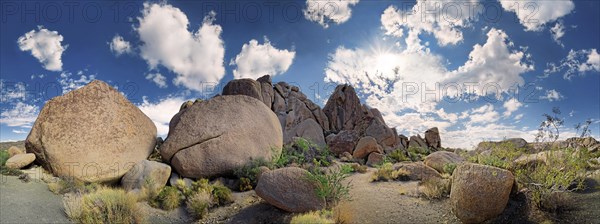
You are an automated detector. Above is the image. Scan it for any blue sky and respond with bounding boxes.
[1,0,599,149]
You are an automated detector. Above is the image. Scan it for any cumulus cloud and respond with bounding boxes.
[0,102,39,128]
[109,34,133,56]
[503,98,523,117]
[230,38,296,79]
[145,73,167,88]
[58,71,96,94]
[380,0,480,47]
[137,3,225,91]
[550,21,565,47]
[0,81,27,103]
[468,104,500,125]
[541,89,564,101]
[304,0,359,28]
[499,0,574,31]
[17,26,67,71]
[137,96,187,136]
[544,49,600,79]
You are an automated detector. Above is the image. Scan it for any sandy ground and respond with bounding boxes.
[0,175,72,224]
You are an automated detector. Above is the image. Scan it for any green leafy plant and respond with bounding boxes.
[306,169,351,209]
[274,138,333,168]
[339,164,354,175]
[442,163,457,175]
[387,149,411,162]
[234,158,272,190]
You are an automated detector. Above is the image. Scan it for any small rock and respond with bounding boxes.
[121,160,171,193]
[327,130,360,156]
[366,152,385,167]
[5,153,35,169]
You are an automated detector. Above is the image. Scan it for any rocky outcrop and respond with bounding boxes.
[475,138,528,152]
[284,119,326,147]
[121,160,171,193]
[222,76,274,108]
[424,127,441,150]
[424,151,465,174]
[326,130,360,156]
[5,153,35,169]
[353,137,383,159]
[7,146,24,158]
[450,163,514,223]
[255,167,325,212]
[25,80,157,183]
[160,95,282,178]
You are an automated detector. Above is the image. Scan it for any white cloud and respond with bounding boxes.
[503,98,522,117]
[304,0,359,28]
[514,114,524,120]
[230,38,296,79]
[544,49,600,79]
[541,89,564,101]
[447,28,534,97]
[499,0,575,31]
[58,71,96,94]
[17,26,67,71]
[380,1,479,48]
[145,73,167,88]
[12,129,28,134]
[550,21,565,47]
[0,81,27,103]
[109,34,132,56]
[137,3,225,91]
[468,104,500,125]
[137,96,187,136]
[0,102,39,128]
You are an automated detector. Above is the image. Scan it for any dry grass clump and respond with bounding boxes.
[63,187,144,224]
[155,186,182,210]
[419,178,451,200]
[48,177,98,195]
[186,191,214,219]
[350,163,368,174]
[290,210,335,224]
[371,163,410,182]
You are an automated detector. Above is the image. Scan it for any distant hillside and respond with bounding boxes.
[0,140,25,151]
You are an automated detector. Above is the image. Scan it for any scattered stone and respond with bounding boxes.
[255,167,325,213]
[353,136,383,159]
[366,152,385,167]
[326,130,360,156]
[450,163,514,223]
[25,80,156,183]
[424,151,465,174]
[5,153,36,169]
[160,95,283,178]
[7,146,24,158]
[121,160,171,193]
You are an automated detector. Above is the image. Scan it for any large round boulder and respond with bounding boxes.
[160,95,282,178]
[25,80,157,183]
[450,163,514,223]
[424,151,465,174]
[255,167,325,212]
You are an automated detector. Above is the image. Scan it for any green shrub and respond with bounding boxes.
[211,183,233,206]
[306,169,351,209]
[442,163,457,175]
[238,177,253,191]
[186,191,213,219]
[191,179,213,193]
[67,187,144,224]
[371,163,395,182]
[155,186,182,210]
[274,138,332,168]
[339,164,354,174]
[233,158,272,190]
[388,149,411,162]
[290,210,335,224]
[0,150,9,166]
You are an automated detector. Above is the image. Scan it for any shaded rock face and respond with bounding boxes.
[160,95,283,179]
[25,80,157,183]
[121,160,171,193]
[424,151,465,174]
[326,130,360,156]
[222,76,274,108]
[424,127,441,149]
[450,163,514,224]
[366,152,385,167]
[284,119,326,147]
[255,167,325,213]
[5,153,35,169]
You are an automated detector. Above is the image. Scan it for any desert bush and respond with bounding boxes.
[442,163,457,175]
[67,187,144,224]
[371,163,395,181]
[233,158,272,190]
[155,186,182,210]
[306,168,351,209]
[274,138,332,168]
[211,183,233,206]
[420,178,451,200]
[238,177,253,191]
[387,149,411,162]
[0,150,24,176]
[186,191,213,219]
[175,179,193,197]
[138,177,160,202]
[339,164,354,174]
[290,210,335,224]
[0,150,9,166]
[48,177,98,195]
[350,163,368,173]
